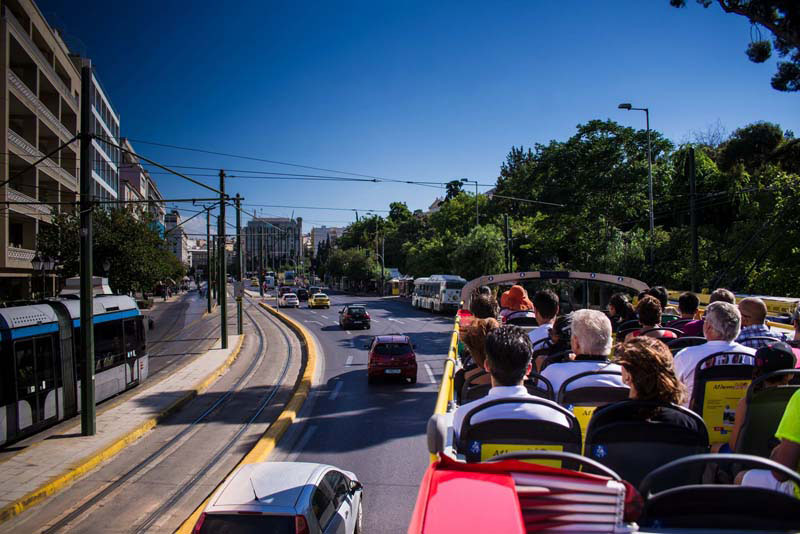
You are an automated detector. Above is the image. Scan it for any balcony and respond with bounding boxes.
[7,70,72,141]
[6,187,52,217]
[7,246,36,263]
[8,130,77,189]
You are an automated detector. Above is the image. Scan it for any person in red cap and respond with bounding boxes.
[498,284,535,323]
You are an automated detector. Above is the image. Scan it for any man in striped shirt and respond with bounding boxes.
[736,297,774,349]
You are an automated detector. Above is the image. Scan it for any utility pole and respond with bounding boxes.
[646,109,654,269]
[79,63,96,436]
[206,207,212,313]
[504,214,511,272]
[218,170,228,349]
[688,146,699,293]
[235,193,243,335]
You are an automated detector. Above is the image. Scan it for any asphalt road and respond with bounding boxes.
[266,290,456,534]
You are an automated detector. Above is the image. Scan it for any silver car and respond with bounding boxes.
[194,462,363,534]
[279,293,300,308]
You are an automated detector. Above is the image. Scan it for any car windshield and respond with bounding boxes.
[197,514,293,534]
[374,342,411,356]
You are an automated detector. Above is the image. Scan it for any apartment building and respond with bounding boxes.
[147,175,166,237]
[165,209,189,265]
[310,225,343,258]
[1,0,82,300]
[119,137,150,217]
[245,217,303,273]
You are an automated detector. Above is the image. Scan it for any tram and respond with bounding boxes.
[0,295,148,446]
[411,274,467,312]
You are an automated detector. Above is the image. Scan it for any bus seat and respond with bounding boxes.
[616,319,642,338]
[583,400,709,488]
[461,371,554,404]
[661,313,680,323]
[666,336,706,355]
[636,326,684,340]
[735,369,800,458]
[557,370,630,448]
[457,398,581,467]
[666,318,693,329]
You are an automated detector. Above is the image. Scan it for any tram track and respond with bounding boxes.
[39,295,296,534]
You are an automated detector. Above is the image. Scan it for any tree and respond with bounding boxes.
[451,225,506,280]
[671,1,800,92]
[444,180,464,201]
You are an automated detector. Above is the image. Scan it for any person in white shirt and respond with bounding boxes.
[452,325,571,441]
[528,289,560,349]
[673,301,757,408]
[541,309,626,398]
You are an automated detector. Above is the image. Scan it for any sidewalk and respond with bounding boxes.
[0,334,244,524]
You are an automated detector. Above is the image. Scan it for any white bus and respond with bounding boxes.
[411,274,467,312]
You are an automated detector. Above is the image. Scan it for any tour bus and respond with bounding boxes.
[283,270,296,285]
[0,294,149,446]
[412,274,467,312]
[414,270,800,533]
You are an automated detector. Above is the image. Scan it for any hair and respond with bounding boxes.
[793,303,800,325]
[704,301,741,341]
[647,286,669,310]
[533,289,559,320]
[636,295,663,327]
[484,325,532,386]
[460,318,500,368]
[571,309,612,355]
[739,297,767,324]
[753,342,797,381]
[609,293,636,320]
[637,290,648,302]
[479,285,492,296]
[678,292,700,315]
[710,288,736,304]
[470,292,498,319]
[614,337,686,404]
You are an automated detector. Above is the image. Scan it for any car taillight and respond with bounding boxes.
[295,515,310,534]
[365,313,370,319]
[192,512,206,533]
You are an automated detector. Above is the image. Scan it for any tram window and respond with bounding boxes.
[95,321,124,371]
[35,336,56,391]
[0,353,13,404]
[15,339,35,397]
[123,319,138,355]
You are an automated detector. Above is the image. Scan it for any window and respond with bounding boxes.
[324,471,350,509]
[196,514,293,534]
[94,320,124,371]
[374,343,412,356]
[35,336,56,391]
[311,484,335,529]
[123,319,138,356]
[15,339,35,398]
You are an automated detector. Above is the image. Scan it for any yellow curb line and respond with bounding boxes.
[175,301,316,534]
[0,335,245,526]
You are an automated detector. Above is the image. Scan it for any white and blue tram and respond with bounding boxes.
[0,295,149,446]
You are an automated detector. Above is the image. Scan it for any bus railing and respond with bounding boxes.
[430,315,460,463]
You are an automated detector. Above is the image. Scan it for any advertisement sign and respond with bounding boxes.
[703,379,750,444]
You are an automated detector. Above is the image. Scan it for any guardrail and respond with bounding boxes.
[430,315,460,463]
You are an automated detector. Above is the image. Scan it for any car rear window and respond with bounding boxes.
[347,307,366,316]
[197,514,294,534]
[374,342,412,356]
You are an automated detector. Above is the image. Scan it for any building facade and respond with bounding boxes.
[165,210,189,265]
[1,0,82,300]
[309,225,343,258]
[245,217,303,273]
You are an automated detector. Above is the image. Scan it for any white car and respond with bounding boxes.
[279,292,300,308]
[194,462,363,534]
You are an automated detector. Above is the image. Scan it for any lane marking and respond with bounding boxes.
[308,320,323,326]
[346,330,352,335]
[287,425,317,463]
[320,314,329,319]
[424,363,436,384]
[329,381,344,400]
[345,355,354,366]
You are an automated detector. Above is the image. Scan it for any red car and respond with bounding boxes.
[366,335,417,384]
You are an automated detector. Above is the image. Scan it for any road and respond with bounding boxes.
[267,291,455,533]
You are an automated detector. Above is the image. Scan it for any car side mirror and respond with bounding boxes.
[349,480,363,493]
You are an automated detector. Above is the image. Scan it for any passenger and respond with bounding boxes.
[452,325,570,440]
[456,318,500,399]
[478,285,492,297]
[469,291,499,320]
[624,296,677,342]
[498,285,536,323]
[737,388,800,498]
[540,309,625,396]
[674,301,757,408]
[681,288,736,337]
[736,297,774,349]
[648,285,679,317]
[667,291,700,330]
[786,303,800,365]
[713,342,796,453]
[534,313,573,372]
[608,293,636,333]
[528,289,559,347]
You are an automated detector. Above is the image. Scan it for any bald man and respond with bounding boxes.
[736,297,774,349]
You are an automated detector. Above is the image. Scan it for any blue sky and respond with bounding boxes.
[37,0,799,236]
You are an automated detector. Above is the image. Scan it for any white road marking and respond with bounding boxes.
[309,320,323,326]
[320,314,329,319]
[346,330,352,335]
[424,363,436,384]
[287,425,317,462]
[345,355,354,366]
[329,381,344,400]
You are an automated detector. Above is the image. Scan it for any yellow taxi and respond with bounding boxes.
[308,292,330,309]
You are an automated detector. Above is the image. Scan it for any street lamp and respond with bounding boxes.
[618,102,654,267]
[461,179,479,227]
[31,255,55,298]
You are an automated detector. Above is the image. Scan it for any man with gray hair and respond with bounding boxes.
[674,301,757,408]
[541,309,625,397]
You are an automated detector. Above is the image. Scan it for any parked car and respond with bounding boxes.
[366,334,417,384]
[339,305,370,329]
[308,293,331,309]
[297,287,310,301]
[194,462,363,534]
[279,293,300,308]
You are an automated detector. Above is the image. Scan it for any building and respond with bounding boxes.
[165,210,189,265]
[245,217,303,273]
[189,248,207,274]
[1,0,82,300]
[118,138,149,217]
[309,225,343,258]
[146,174,166,237]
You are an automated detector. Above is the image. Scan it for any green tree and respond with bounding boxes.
[451,225,506,280]
[444,180,464,201]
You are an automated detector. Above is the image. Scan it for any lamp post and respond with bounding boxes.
[460,179,479,226]
[31,255,56,298]
[618,102,654,268]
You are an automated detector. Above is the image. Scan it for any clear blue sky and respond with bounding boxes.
[37,0,800,237]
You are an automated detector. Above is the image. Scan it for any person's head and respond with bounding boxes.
[549,313,573,347]
[533,289,559,323]
[793,303,800,334]
[709,288,736,305]
[636,295,663,328]
[608,293,630,319]
[614,337,686,404]
[637,290,648,302]
[570,309,612,356]
[703,301,741,341]
[470,291,498,319]
[738,297,767,327]
[484,325,533,386]
[678,292,700,318]
[479,285,492,296]
[503,285,533,311]
[754,342,797,384]
[647,286,669,310]
[461,318,500,369]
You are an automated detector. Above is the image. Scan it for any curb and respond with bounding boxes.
[175,300,317,534]
[0,335,245,526]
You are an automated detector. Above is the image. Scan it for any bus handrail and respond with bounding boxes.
[430,315,460,463]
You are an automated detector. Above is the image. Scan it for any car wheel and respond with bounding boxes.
[410,375,417,384]
[368,375,376,385]
[355,500,363,534]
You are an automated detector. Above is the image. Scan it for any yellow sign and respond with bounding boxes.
[480,443,563,467]
[703,379,750,444]
[571,405,597,452]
